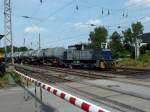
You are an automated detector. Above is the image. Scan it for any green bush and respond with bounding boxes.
[0,73,9,81]
[117,50,150,67]
[118,58,138,66]
[138,50,150,64]
[0,63,6,77]
[11,73,21,84]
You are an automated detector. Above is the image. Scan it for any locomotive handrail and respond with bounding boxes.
[14,70,110,112]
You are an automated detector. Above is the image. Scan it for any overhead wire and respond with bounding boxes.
[79,0,150,19]
[37,0,75,24]
[109,15,150,31]
[75,0,79,11]
[12,0,150,48]
[80,0,149,11]
[13,0,76,41]
[25,0,81,48]
[44,33,88,46]
[23,0,148,30]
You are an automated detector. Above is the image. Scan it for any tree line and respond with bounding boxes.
[0,46,28,53]
[86,21,150,59]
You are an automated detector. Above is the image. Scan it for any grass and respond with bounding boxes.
[0,73,9,88]
[117,51,150,68]
[13,73,22,84]
[138,51,150,64]
[0,72,22,88]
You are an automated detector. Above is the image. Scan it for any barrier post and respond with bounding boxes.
[34,82,37,108]
[24,77,29,101]
[27,80,28,88]
[40,86,42,102]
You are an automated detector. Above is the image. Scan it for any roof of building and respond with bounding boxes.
[139,33,150,43]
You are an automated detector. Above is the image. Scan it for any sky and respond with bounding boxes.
[0,0,150,49]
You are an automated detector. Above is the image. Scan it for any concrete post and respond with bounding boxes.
[135,38,137,59]
[34,83,37,108]
[40,86,42,102]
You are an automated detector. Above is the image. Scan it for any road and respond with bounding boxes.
[0,86,84,112]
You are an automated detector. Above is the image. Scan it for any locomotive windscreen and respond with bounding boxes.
[101,49,112,60]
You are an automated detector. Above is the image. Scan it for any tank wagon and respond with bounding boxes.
[20,50,34,63]
[43,48,66,66]
[10,46,114,69]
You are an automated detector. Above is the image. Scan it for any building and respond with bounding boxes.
[139,32,150,43]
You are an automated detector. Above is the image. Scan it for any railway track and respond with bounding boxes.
[15,64,150,87]
[16,64,116,79]
[15,67,70,83]
[14,64,150,112]
[19,64,150,86]
[25,64,150,77]
[15,65,150,101]
[117,66,150,72]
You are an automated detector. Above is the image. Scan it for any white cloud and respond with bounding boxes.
[74,22,86,28]
[24,26,44,33]
[126,0,150,7]
[74,19,103,28]
[141,16,150,23]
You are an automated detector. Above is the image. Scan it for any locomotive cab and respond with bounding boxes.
[96,48,115,69]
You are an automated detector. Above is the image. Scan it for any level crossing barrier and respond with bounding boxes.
[14,70,110,112]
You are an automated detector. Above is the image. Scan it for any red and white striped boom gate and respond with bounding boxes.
[14,70,110,112]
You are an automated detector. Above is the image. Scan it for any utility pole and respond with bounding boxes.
[135,38,142,59]
[135,36,142,59]
[4,0,14,64]
[31,42,32,50]
[135,38,137,59]
[24,38,26,47]
[39,33,41,50]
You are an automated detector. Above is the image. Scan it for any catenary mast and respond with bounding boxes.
[4,0,14,64]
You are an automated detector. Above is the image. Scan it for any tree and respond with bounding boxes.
[122,22,144,58]
[122,28,133,45]
[88,26,108,48]
[109,31,124,58]
[0,46,28,53]
[132,22,144,38]
[123,22,144,45]
[17,47,28,52]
